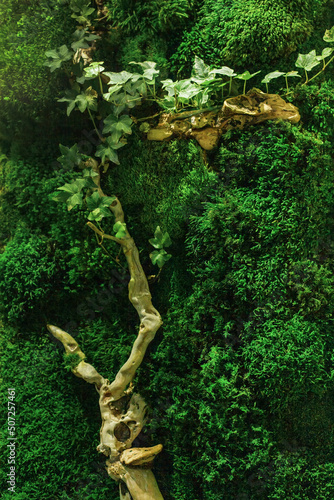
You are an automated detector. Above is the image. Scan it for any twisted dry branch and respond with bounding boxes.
[47,167,164,499]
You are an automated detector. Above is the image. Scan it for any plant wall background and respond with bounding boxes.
[1,0,334,499]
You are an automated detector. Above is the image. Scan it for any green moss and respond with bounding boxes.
[172,0,332,76]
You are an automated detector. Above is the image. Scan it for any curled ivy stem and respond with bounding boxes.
[87,222,122,244]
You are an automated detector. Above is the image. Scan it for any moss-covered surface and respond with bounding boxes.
[1,1,334,499]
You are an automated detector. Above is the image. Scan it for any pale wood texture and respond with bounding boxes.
[47,167,163,499]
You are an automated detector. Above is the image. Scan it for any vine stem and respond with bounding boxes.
[88,108,103,141]
[303,54,334,85]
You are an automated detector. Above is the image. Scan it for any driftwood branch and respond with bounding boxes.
[145,89,301,150]
[48,167,164,499]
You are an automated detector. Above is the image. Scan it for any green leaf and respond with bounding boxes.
[57,143,83,169]
[44,44,73,72]
[95,137,125,164]
[84,61,105,78]
[192,56,211,80]
[70,0,91,12]
[66,192,83,211]
[323,26,334,43]
[178,81,201,100]
[103,114,133,142]
[71,4,95,23]
[71,29,100,51]
[295,50,320,72]
[103,85,122,101]
[211,66,236,78]
[235,70,261,81]
[75,87,98,113]
[150,249,172,268]
[52,190,72,203]
[113,221,127,239]
[87,207,112,221]
[86,191,115,211]
[316,47,334,61]
[129,61,157,70]
[143,67,159,81]
[82,167,99,179]
[58,178,87,195]
[86,192,115,221]
[58,90,78,116]
[161,79,177,97]
[54,177,86,210]
[261,71,285,84]
[283,71,301,78]
[149,226,172,249]
[103,71,134,85]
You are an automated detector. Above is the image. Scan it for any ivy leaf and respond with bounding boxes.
[283,71,301,78]
[57,143,83,169]
[82,167,99,179]
[150,249,172,268]
[58,178,87,194]
[161,79,176,97]
[323,26,334,43]
[70,0,92,12]
[71,5,95,24]
[103,71,134,85]
[176,80,201,100]
[95,136,125,164]
[87,191,116,211]
[143,67,159,81]
[149,226,172,249]
[316,47,334,61]
[84,61,105,78]
[66,192,84,211]
[44,45,73,72]
[295,50,321,72]
[86,192,116,221]
[211,66,237,78]
[192,56,211,80]
[235,70,261,81]
[87,207,112,221]
[113,221,127,239]
[103,85,122,101]
[58,89,80,116]
[103,114,133,142]
[129,61,156,70]
[160,95,176,110]
[54,178,87,210]
[75,87,98,113]
[261,71,285,84]
[71,29,100,51]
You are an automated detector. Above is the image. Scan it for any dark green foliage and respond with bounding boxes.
[172,0,331,76]
[0,335,118,500]
[2,2,334,499]
[139,120,334,498]
[0,227,57,322]
[106,132,218,241]
[0,0,75,155]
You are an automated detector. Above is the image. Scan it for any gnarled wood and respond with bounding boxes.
[146,89,300,150]
[47,169,164,499]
